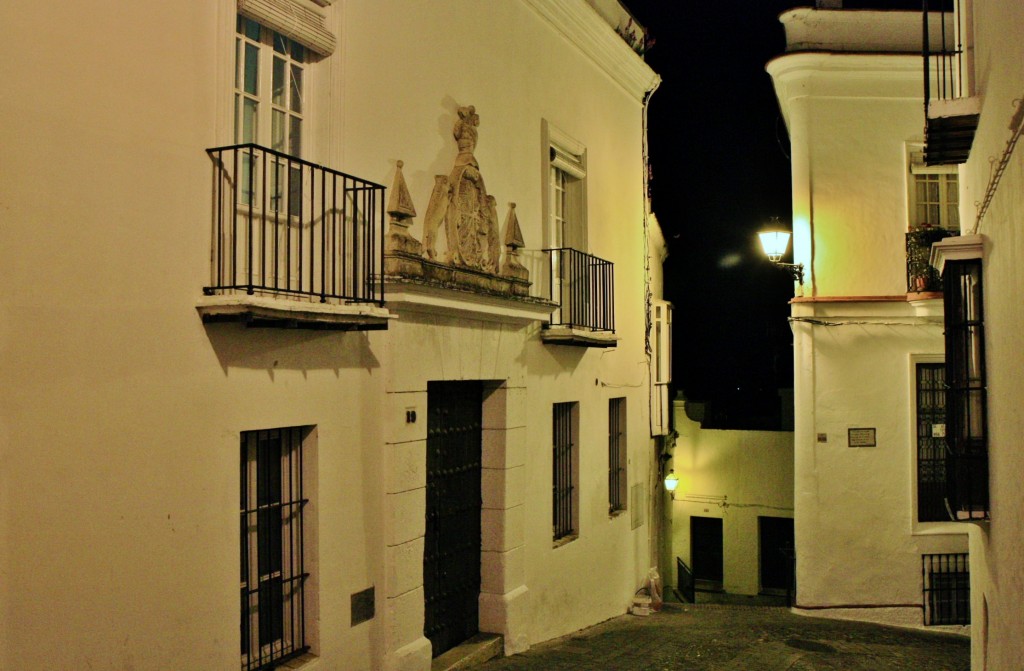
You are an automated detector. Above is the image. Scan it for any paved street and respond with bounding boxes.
[479,604,970,671]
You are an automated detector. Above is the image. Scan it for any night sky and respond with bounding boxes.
[626,0,799,408]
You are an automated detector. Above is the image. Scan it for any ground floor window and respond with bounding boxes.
[608,397,627,513]
[553,402,579,542]
[923,553,970,625]
[241,426,311,670]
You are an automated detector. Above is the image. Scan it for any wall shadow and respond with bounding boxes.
[204,322,381,376]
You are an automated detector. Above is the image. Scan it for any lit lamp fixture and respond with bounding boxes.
[758,219,804,285]
[664,470,680,499]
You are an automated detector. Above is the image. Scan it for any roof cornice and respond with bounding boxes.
[522,0,660,101]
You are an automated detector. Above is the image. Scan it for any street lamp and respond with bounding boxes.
[664,470,680,499]
[758,218,804,285]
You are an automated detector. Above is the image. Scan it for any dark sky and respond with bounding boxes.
[626,0,800,402]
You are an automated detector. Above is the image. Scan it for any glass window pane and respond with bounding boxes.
[244,43,259,95]
[292,42,305,63]
[241,97,258,143]
[290,65,303,113]
[272,110,285,151]
[235,38,241,90]
[241,17,261,41]
[274,32,287,55]
[927,180,940,202]
[272,57,285,106]
[289,115,302,156]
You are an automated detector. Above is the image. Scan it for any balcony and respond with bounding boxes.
[541,248,617,347]
[197,144,391,330]
[907,226,954,294]
[923,0,979,165]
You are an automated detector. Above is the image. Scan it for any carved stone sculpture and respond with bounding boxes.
[422,105,502,273]
[501,202,529,295]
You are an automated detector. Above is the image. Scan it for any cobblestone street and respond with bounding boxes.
[479,604,970,671]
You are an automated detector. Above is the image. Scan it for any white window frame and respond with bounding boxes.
[542,121,588,252]
[240,426,318,669]
[650,299,673,436]
[907,147,960,232]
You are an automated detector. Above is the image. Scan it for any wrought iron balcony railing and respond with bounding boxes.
[544,248,614,333]
[922,0,978,165]
[204,144,385,306]
[906,227,954,293]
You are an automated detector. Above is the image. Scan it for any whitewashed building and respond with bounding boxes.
[924,1,1024,669]
[0,1,670,670]
[770,3,1024,668]
[667,399,794,602]
[767,6,969,631]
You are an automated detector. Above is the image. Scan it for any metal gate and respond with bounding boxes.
[424,381,483,657]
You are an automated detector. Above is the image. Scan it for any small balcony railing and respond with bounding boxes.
[907,227,954,293]
[544,248,614,333]
[204,144,385,306]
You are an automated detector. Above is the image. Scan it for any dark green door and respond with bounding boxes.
[424,381,483,657]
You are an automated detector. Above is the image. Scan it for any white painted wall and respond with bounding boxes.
[0,1,662,669]
[768,9,969,632]
[954,2,1024,667]
[669,402,793,597]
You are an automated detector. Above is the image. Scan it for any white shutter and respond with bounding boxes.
[238,0,336,56]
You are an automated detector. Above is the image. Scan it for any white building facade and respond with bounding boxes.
[767,7,970,632]
[0,2,669,670]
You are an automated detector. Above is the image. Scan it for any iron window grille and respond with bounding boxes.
[552,402,578,541]
[241,427,310,671]
[608,398,627,514]
[943,259,988,519]
[922,553,970,625]
[916,363,949,521]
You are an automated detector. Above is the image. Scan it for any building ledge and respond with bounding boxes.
[929,234,984,274]
[541,325,618,348]
[196,294,392,330]
[384,273,555,325]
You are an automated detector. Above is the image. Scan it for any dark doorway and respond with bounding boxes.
[759,516,795,593]
[690,516,724,589]
[424,381,483,658]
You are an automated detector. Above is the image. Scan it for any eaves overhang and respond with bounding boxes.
[522,0,660,101]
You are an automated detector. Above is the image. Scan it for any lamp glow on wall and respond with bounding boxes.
[758,218,804,285]
[664,470,680,500]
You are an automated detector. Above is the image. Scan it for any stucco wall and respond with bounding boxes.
[957,1,1024,667]
[0,1,660,669]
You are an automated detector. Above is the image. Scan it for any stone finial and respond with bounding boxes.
[501,202,529,290]
[384,160,423,264]
[503,202,525,249]
[387,160,417,221]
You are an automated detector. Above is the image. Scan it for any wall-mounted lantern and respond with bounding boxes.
[758,218,804,285]
[664,470,680,499]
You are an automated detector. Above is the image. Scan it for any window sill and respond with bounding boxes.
[553,534,578,549]
[541,326,618,348]
[196,293,393,330]
[609,508,626,519]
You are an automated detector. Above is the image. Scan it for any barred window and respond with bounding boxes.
[916,363,949,522]
[241,427,311,670]
[553,402,579,542]
[608,398,627,514]
[943,259,988,519]
[923,553,970,625]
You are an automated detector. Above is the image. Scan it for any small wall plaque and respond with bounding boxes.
[848,428,877,448]
[351,586,375,626]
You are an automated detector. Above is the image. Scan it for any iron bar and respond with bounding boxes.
[544,248,615,332]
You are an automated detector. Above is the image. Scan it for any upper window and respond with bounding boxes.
[241,426,313,670]
[235,16,306,156]
[908,149,959,231]
[544,122,587,251]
